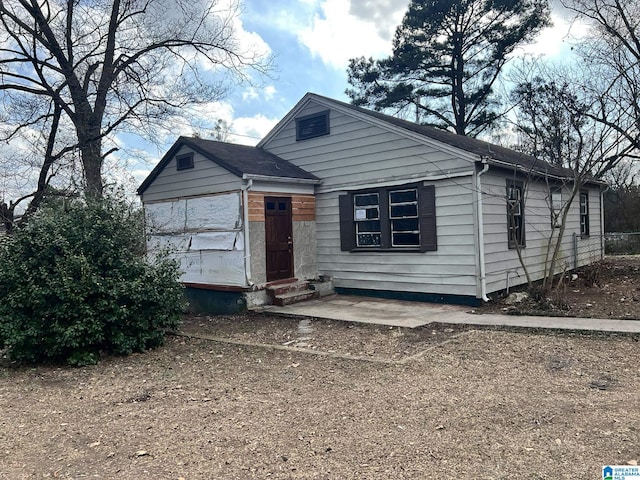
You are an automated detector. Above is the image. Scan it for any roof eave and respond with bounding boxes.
[179,137,245,177]
[486,158,607,185]
[242,173,322,185]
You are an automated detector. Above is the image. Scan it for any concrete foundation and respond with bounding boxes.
[184,288,246,314]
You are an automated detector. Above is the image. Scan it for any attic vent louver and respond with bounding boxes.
[296,110,330,141]
[176,153,194,170]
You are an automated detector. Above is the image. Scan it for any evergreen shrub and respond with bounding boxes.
[0,195,183,366]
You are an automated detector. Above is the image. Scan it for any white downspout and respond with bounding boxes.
[477,158,490,302]
[600,184,609,261]
[241,179,254,287]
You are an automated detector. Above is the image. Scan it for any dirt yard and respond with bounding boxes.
[477,255,640,319]
[1,256,640,479]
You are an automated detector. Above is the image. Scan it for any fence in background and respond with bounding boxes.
[572,233,640,269]
[571,233,640,272]
[572,234,604,270]
[605,232,640,255]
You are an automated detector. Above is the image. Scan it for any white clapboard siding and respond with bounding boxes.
[481,172,602,293]
[141,146,241,203]
[264,102,474,189]
[313,179,478,297]
[575,191,603,267]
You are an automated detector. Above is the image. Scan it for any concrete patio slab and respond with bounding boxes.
[257,294,640,333]
[258,295,467,328]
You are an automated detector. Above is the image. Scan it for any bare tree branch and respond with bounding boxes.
[0,0,271,216]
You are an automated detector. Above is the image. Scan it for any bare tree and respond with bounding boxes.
[510,63,632,290]
[562,0,640,152]
[212,118,232,142]
[603,159,640,233]
[0,0,270,197]
[0,99,78,231]
[509,0,640,289]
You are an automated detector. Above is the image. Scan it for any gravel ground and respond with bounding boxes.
[1,320,639,479]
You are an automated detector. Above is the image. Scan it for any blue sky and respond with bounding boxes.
[126,0,586,183]
[208,0,408,145]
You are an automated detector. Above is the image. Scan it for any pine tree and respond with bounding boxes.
[347,0,550,136]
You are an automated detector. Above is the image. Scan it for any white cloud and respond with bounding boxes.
[122,113,279,189]
[131,167,155,186]
[0,120,79,209]
[129,99,277,148]
[264,85,277,100]
[150,100,237,142]
[293,0,591,70]
[149,0,271,77]
[296,0,406,70]
[242,85,278,102]
[516,13,590,59]
[229,114,279,146]
[231,21,272,67]
[347,0,409,39]
[242,87,260,101]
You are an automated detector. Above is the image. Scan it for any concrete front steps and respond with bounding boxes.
[266,278,333,306]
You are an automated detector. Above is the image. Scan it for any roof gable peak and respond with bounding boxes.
[138,136,318,195]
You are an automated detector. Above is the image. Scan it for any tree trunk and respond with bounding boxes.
[1,202,14,233]
[451,32,466,135]
[543,185,580,290]
[80,134,104,197]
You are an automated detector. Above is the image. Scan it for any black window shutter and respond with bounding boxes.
[419,185,437,252]
[338,194,356,251]
[506,180,515,249]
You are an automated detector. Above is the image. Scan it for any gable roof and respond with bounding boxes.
[260,93,601,183]
[138,136,319,195]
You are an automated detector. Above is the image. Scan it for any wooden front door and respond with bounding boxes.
[265,196,294,282]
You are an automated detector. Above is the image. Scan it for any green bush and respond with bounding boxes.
[0,195,183,366]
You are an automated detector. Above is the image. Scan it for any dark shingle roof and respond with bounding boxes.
[307,93,583,180]
[181,137,318,179]
[138,136,318,195]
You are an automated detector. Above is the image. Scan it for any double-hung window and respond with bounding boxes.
[339,184,436,252]
[354,192,381,247]
[389,189,420,246]
[579,191,589,237]
[506,180,525,248]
